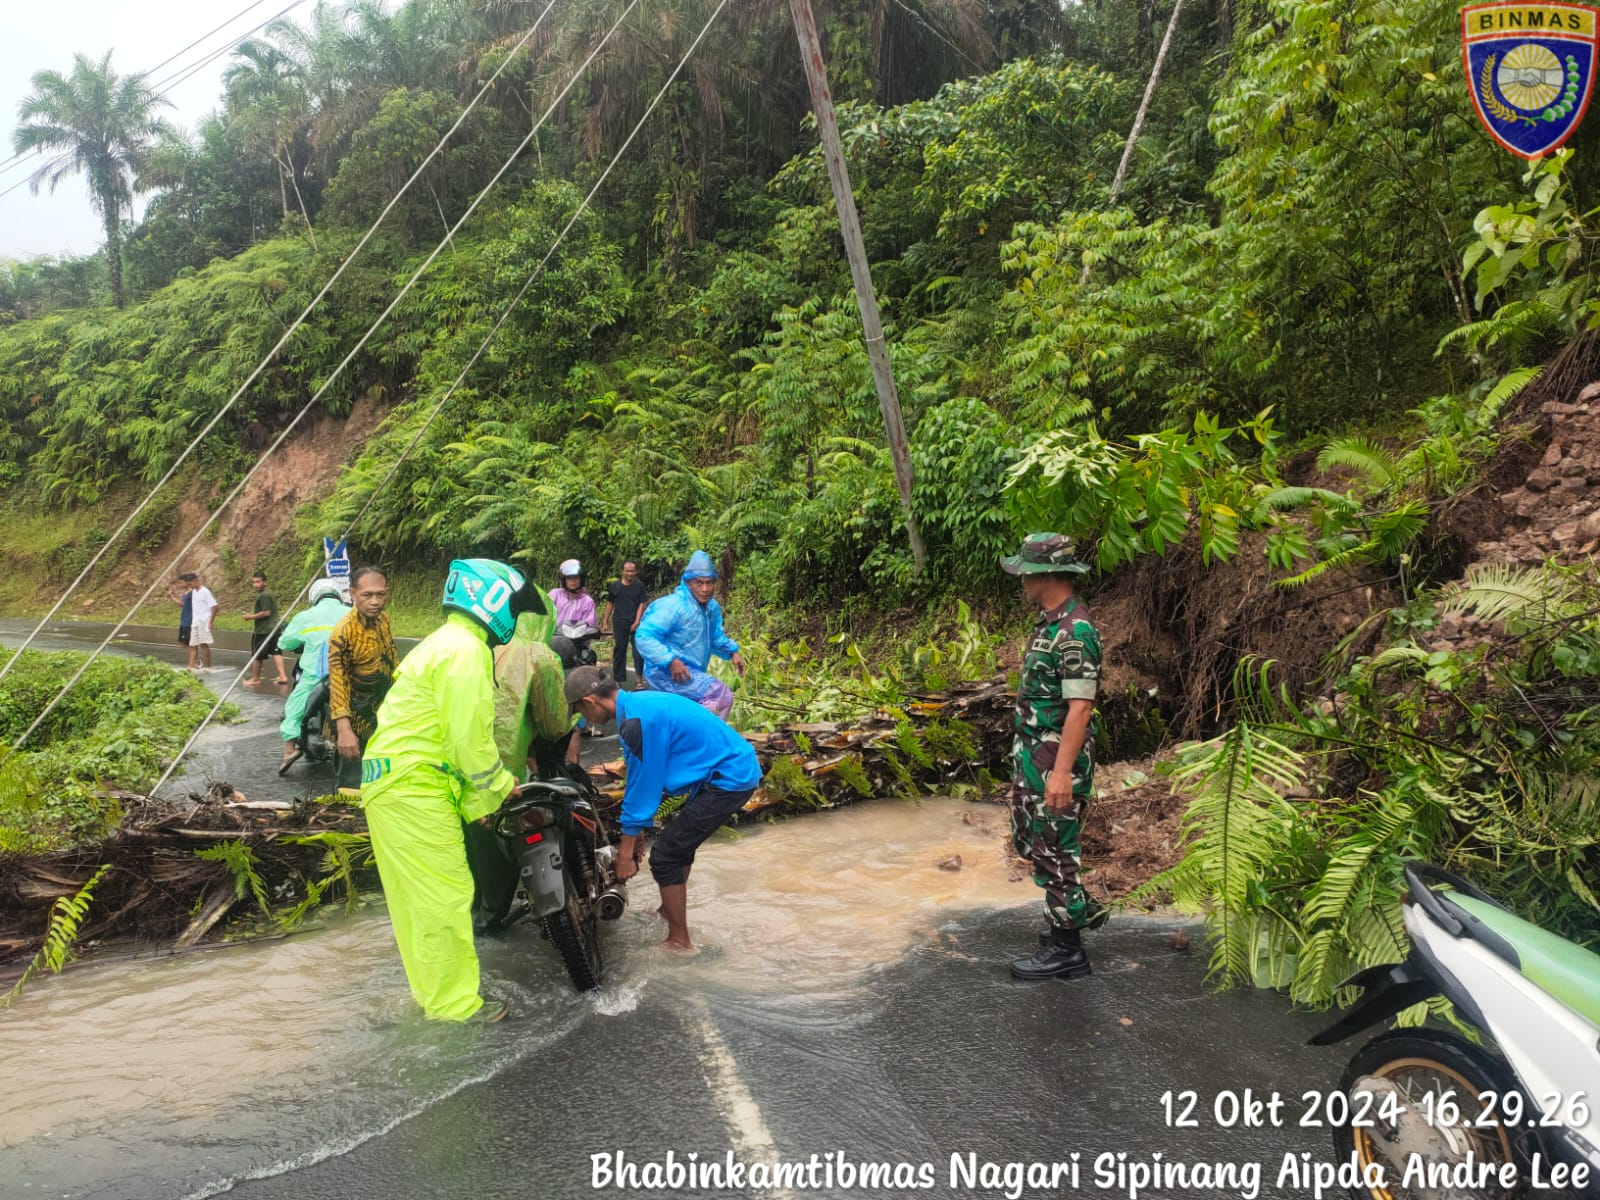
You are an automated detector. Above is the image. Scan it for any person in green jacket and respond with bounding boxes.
[277,578,351,774]
[359,559,546,1023]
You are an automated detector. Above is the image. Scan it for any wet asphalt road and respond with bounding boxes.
[0,619,1357,1200]
[224,916,1346,1200]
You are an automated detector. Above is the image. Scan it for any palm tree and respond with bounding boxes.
[263,0,479,177]
[533,0,787,259]
[12,51,173,308]
[223,39,311,225]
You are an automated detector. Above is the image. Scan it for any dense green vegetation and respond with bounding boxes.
[6,0,1576,598]
[1157,565,1600,1002]
[0,649,230,852]
[3,0,1599,979]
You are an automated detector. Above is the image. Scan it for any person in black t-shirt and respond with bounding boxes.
[244,570,290,685]
[600,560,649,687]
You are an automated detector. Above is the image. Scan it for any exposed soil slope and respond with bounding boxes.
[43,397,389,619]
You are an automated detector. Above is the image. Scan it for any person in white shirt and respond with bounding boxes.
[174,572,219,671]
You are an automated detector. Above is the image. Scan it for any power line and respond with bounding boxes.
[0,0,562,689]
[7,0,645,753]
[146,0,288,88]
[146,0,734,802]
[887,0,986,74]
[0,0,312,188]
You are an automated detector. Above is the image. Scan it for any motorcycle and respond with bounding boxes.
[295,676,336,766]
[551,621,602,669]
[465,773,626,991]
[1311,862,1600,1199]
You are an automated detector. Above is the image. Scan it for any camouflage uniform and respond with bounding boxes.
[1011,596,1101,931]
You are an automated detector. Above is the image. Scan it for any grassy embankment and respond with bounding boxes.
[0,647,233,853]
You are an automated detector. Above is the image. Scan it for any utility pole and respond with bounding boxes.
[787,0,928,576]
[1082,0,1186,284]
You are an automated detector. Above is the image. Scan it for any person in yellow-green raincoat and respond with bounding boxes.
[463,609,586,936]
[360,559,547,1022]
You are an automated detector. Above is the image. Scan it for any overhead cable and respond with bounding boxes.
[7,0,643,752]
[0,0,313,190]
[0,0,561,686]
[146,0,733,802]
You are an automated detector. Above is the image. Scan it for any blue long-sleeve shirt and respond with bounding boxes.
[615,689,762,835]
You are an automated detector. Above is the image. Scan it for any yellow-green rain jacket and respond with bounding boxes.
[492,611,574,772]
[360,613,518,822]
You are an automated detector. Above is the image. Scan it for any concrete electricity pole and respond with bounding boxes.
[787,0,928,576]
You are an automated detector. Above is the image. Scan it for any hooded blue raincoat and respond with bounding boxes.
[634,551,739,716]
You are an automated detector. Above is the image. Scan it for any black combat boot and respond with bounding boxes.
[1011,926,1092,981]
[1037,895,1109,944]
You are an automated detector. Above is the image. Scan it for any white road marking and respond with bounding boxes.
[689,999,800,1200]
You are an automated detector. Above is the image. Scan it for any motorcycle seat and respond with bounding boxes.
[1446,890,1600,1030]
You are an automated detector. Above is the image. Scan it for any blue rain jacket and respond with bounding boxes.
[634,553,739,675]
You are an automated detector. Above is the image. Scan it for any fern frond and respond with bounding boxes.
[1170,722,1305,987]
[197,841,270,916]
[1366,645,1429,672]
[1441,563,1575,625]
[1253,485,1360,521]
[1484,365,1542,412]
[1317,438,1398,489]
[3,864,111,1005]
[1275,536,1381,588]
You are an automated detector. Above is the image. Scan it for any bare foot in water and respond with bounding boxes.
[661,937,695,953]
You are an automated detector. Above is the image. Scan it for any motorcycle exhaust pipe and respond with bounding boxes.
[598,885,628,921]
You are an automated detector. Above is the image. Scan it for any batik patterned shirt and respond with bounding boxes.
[328,609,398,743]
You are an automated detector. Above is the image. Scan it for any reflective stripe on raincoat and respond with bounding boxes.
[277,595,349,742]
[360,612,518,823]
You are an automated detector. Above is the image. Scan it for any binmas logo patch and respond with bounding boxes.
[1463,2,1600,158]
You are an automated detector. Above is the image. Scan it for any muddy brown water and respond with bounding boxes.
[2,800,1035,1197]
[0,620,1347,1200]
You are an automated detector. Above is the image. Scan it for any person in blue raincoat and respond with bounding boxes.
[633,551,746,719]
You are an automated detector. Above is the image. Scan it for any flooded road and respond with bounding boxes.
[0,620,1350,1200]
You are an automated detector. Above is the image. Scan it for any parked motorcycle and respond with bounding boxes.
[550,620,602,669]
[465,773,626,991]
[1311,862,1600,1199]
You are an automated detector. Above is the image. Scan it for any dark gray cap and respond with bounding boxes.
[564,665,614,709]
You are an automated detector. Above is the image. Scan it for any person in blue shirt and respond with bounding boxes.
[565,665,762,950]
[633,551,746,719]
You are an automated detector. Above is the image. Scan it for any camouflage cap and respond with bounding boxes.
[1000,532,1089,576]
[563,665,615,709]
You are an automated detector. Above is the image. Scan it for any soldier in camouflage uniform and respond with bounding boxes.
[1002,532,1103,981]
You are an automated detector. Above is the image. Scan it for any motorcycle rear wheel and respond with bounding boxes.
[541,865,603,992]
[300,686,335,764]
[1333,1029,1522,1200]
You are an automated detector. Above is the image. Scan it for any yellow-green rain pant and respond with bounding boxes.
[364,781,484,1021]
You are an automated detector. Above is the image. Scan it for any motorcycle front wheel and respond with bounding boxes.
[1333,1029,1522,1200]
[541,862,603,991]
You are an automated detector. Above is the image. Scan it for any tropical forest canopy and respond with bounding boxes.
[0,0,1594,605]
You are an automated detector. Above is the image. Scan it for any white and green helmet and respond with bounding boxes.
[442,558,545,645]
